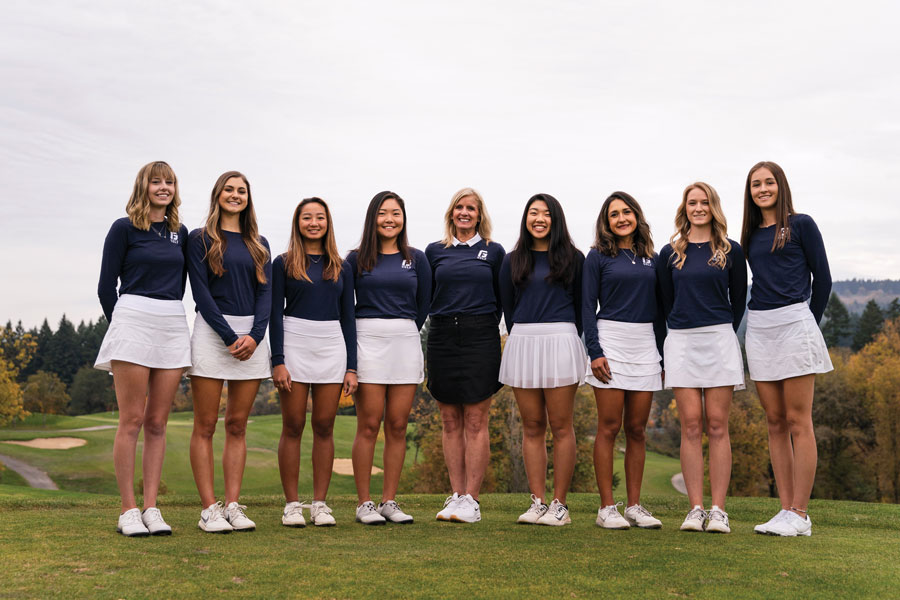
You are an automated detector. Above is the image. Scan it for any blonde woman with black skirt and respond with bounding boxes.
[499,193,586,527]
[583,192,665,530]
[187,171,272,533]
[96,161,190,536]
[270,198,357,527]
[347,191,431,525]
[657,182,747,534]
[741,161,832,537]
[425,188,505,523]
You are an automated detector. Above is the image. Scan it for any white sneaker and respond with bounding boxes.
[680,506,707,532]
[536,499,571,526]
[378,500,414,524]
[117,508,150,537]
[199,501,233,533]
[451,494,481,523]
[625,504,662,529]
[705,506,731,534]
[517,494,548,524]
[436,493,461,521]
[766,511,811,537]
[141,507,172,535]
[356,501,386,525]
[596,503,630,529]
[309,501,336,527]
[282,501,306,528]
[754,509,789,535]
[224,501,256,531]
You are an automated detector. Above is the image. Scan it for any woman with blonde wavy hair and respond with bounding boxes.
[270,197,357,527]
[187,171,272,533]
[95,161,191,536]
[657,182,747,534]
[425,188,505,523]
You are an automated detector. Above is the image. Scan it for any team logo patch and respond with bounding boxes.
[169,232,180,244]
[642,257,652,267]
[477,250,488,260]
[401,260,412,269]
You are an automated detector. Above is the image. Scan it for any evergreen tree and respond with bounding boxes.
[69,366,116,415]
[43,315,82,385]
[821,292,852,348]
[885,298,900,323]
[853,299,885,352]
[21,319,53,380]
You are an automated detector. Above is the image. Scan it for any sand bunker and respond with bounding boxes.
[332,458,382,475]
[2,437,87,450]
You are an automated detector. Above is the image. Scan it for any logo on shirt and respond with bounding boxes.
[401,260,412,269]
[477,250,488,260]
[169,232,179,244]
[642,257,652,267]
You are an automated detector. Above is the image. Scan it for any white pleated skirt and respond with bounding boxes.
[188,314,272,380]
[499,322,588,389]
[356,318,423,384]
[746,303,833,382]
[283,317,346,384]
[94,294,191,372]
[663,323,745,390]
[585,320,662,391]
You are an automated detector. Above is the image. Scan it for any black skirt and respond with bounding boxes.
[426,313,502,405]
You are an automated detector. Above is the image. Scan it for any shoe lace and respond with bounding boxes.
[709,509,729,522]
[630,504,653,518]
[122,510,143,526]
[143,507,163,524]
[443,494,457,508]
[359,501,377,514]
[382,500,399,511]
[686,507,708,522]
[601,502,623,519]
[286,503,305,517]
[528,494,545,513]
[551,501,567,517]
[303,502,332,517]
[229,503,249,519]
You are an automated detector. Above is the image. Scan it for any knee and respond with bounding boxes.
[357,419,381,441]
[384,418,408,440]
[548,418,574,440]
[706,418,729,441]
[193,417,218,440]
[521,417,547,439]
[224,417,248,438]
[681,418,703,443]
[463,412,488,437]
[282,417,306,440]
[786,413,813,437]
[310,417,333,439]
[597,419,621,440]
[441,413,464,436]
[765,414,789,435]
[624,422,646,443]
[119,414,144,436]
[143,418,167,439]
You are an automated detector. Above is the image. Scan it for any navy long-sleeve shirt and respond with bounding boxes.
[187,229,272,346]
[269,255,357,370]
[499,250,584,336]
[97,217,189,322]
[345,249,431,330]
[746,214,831,323]
[581,248,665,361]
[426,239,505,317]
[657,240,748,331]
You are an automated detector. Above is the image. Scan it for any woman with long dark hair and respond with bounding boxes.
[498,193,586,526]
[271,198,357,527]
[426,188,505,523]
[95,161,190,536]
[583,191,665,530]
[347,191,431,525]
[658,182,747,534]
[741,161,832,537]
[187,171,272,533]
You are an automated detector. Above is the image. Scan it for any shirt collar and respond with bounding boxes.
[452,233,482,247]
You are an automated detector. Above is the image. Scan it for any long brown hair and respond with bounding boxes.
[669,182,731,270]
[125,161,182,231]
[509,193,579,288]
[740,161,794,253]
[201,171,269,284]
[440,188,494,248]
[593,191,654,258]
[354,191,412,273]
[283,197,342,283]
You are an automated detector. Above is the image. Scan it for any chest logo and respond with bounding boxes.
[401,260,412,269]
[477,250,488,260]
[169,232,180,244]
[642,257,652,267]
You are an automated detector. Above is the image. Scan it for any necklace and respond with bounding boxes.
[150,220,166,238]
[621,247,636,265]
[308,254,322,264]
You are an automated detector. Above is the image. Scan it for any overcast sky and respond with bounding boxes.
[2,0,898,329]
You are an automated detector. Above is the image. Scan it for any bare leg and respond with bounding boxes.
[110,361,150,512]
[675,388,705,509]
[438,402,466,494]
[704,386,733,509]
[310,383,341,501]
[381,384,416,502]
[140,368,182,509]
[783,374,817,513]
[190,376,224,507]
[593,387,624,506]
[622,390,653,506]
[222,379,260,504]
[513,387,548,501]
[756,380,792,510]
[545,385,577,503]
[462,396,493,499]
[277,382,309,503]
[352,383,385,504]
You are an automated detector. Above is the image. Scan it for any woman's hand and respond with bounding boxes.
[273,364,292,393]
[342,371,358,397]
[230,335,258,361]
[591,357,612,383]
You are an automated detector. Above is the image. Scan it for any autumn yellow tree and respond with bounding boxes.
[0,323,37,426]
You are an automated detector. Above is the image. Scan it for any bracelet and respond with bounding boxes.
[790,506,808,515]
[346,369,357,374]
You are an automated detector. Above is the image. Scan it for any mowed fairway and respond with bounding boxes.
[2,414,900,598]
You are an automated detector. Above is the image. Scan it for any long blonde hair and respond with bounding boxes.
[283,198,342,283]
[125,161,182,231]
[440,188,494,248]
[669,182,731,270]
[201,171,269,284]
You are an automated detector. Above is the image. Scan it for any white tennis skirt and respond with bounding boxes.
[188,314,272,380]
[283,317,347,384]
[585,320,662,391]
[499,322,588,389]
[746,303,833,382]
[356,318,423,384]
[663,323,745,390]
[94,294,191,372]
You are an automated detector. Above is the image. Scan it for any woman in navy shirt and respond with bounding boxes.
[426,188,505,524]
[95,161,190,537]
[498,193,586,527]
[583,192,665,531]
[657,182,747,534]
[347,191,431,525]
[187,171,272,534]
[271,197,357,527]
[740,161,832,537]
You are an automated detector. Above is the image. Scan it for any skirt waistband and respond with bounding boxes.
[356,318,418,337]
[508,322,578,336]
[430,313,498,327]
[116,294,186,316]
[283,317,342,338]
[748,302,813,328]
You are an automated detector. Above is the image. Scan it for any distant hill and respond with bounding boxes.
[832,279,900,314]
